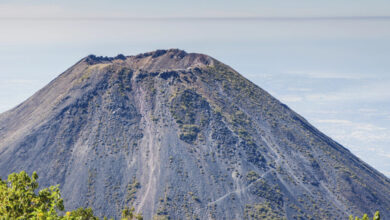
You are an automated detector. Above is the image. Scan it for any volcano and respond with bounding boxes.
[0,49,389,219]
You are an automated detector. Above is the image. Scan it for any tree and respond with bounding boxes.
[349,212,380,220]
[0,171,107,219]
[67,207,99,220]
[121,207,143,220]
[373,211,380,220]
[0,171,64,219]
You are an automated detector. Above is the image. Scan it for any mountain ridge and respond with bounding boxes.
[0,49,389,219]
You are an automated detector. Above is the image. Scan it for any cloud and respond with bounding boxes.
[358,108,378,113]
[316,119,352,125]
[316,119,387,132]
[287,87,312,92]
[304,110,340,114]
[272,71,390,107]
[284,70,372,80]
[314,119,390,143]
[356,108,388,117]
[279,95,303,103]
[304,80,390,103]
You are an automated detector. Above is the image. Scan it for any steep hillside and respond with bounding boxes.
[0,49,389,219]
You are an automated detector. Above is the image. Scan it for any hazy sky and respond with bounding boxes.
[0,1,389,177]
[1,0,390,18]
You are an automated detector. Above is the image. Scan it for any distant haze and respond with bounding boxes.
[1,0,390,18]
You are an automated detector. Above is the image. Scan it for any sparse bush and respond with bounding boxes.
[349,211,380,220]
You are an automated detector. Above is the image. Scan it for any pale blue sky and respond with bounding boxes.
[0,1,389,177]
[1,0,390,18]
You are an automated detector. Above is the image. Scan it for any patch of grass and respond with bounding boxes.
[126,177,141,205]
[244,202,286,220]
[170,89,211,144]
[246,171,260,184]
[179,124,200,143]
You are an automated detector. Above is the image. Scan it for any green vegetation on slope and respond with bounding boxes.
[244,202,286,220]
[349,211,380,220]
[170,89,210,144]
[1,171,383,219]
[0,171,142,220]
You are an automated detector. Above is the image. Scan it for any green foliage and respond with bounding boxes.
[126,178,141,206]
[170,89,209,144]
[67,207,99,220]
[231,110,253,143]
[249,179,283,207]
[0,171,381,220]
[246,171,260,184]
[374,211,380,220]
[349,211,380,220]
[244,202,285,220]
[0,171,142,220]
[179,124,200,142]
[121,207,143,220]
[152,214,169,220]
[0,171,64,219]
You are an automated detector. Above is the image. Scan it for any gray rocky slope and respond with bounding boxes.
[0,49,389,219]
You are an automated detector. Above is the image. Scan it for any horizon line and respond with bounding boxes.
[1,15,390,21]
